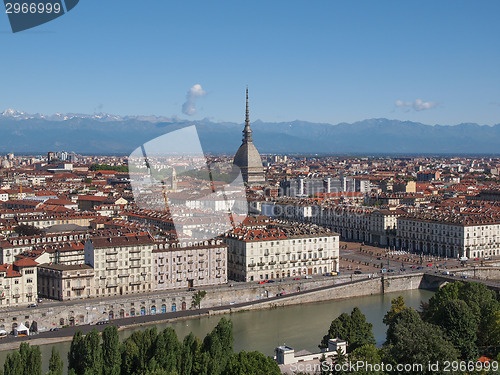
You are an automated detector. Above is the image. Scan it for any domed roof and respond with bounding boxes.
[234,141,264,170]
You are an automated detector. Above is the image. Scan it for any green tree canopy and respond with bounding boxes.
[48,347,64,375]
[320,307,375,353]
[435,299,479,360]
[385,308,459,374]
[102,325,121,375]
[14,224,44,236]
[383,295,408,326]
[423,281,500,351]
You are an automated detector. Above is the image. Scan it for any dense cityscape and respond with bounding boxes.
[2,0,500,373]
[0,99,499,374]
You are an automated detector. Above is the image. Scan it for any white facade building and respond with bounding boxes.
[224,222,339,282]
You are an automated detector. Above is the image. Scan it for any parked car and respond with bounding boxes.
[305,275,313,279]
[27,303,37,308]
[417,266,423,270]
[293,277,301,280]
[380,268,387,273]
[258,280,266,284]
[188,287,196,291]
[354,270,363,274]
[461,275,468,279]
[442,271,450,275]
[266,280,275,283]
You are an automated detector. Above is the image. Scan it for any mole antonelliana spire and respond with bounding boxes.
[243,87,253,143]
[233,87,265,184]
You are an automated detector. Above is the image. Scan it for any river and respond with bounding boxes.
[0,289,433,372]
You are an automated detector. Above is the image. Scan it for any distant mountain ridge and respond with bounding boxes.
[1,109,499,155]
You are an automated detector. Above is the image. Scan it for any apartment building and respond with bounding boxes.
[153,239,228,290]
[84,234,154,297]
[223,222,339,282]
[37,264,94,301]
[0,232,87,264]
[396,212,500,259]
[263,199,403,247]
[16,212,100,229]
[0,258,38,307]
[315,206,402,246]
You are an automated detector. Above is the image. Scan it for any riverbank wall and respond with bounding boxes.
[230,273,425,311]
[0,275,370,333]
[1,268,498,336]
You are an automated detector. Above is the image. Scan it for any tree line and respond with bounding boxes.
[1,318,280,375]
[89,164,129,173]
[317,281,500,374]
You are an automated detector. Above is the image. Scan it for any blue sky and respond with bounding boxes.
[1,0,500,125]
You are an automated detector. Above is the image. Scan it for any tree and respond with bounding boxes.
[83,329,103,375]
[383,295,407,325]
[4,351,23,375]
[3,343,41,375]
[48,347,64,375]
[489,310,500,354]
[203,318,234,375]
[385,308,459,374]
[191,290,207,309]
[102,326,121,375]
[435,300,478,360]
[320,308,375,353]
[14,224,44,236]
[68,331,85,375]
[424,281,500,351]
[349,307,376,351]
[320,313,352,350]
[21,343,42,375]
[222,351,281,375]
[121,337,140,375]
[330,347,347,375]
[349,344,384,375]
[89,164,128,173]
[122,328,158,374]
[154,327,181,373]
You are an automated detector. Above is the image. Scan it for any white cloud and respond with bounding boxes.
[182,84,206,116]
[395,99,438,112]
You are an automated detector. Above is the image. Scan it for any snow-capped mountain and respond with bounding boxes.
[0,108,174,123]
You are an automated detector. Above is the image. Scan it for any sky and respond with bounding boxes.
[1,1,500,126]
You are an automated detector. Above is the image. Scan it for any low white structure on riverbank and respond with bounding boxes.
[275,338,347,374]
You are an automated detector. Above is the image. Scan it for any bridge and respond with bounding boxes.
[421,267,500,293]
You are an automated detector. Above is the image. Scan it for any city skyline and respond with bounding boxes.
[0,1,499,126]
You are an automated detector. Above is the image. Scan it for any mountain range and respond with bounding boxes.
[1,109,499,155]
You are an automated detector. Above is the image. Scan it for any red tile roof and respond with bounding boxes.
[13,258,38,267]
